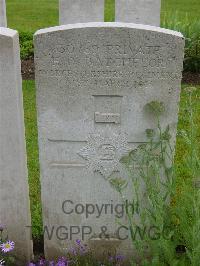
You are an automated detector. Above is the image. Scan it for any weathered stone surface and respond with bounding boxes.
[0,28,33,264]
[115,0,161,26]
[34,22,184,259]
[59,0,104,25]
[0,0,7,27]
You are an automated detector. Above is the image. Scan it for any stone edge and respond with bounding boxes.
[34,22,183,38]
[0,27,17,37]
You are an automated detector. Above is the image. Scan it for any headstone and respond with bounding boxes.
[34,23,184,260]
[115,0,161,26]
[0,0,7,27]
[59,0,104,25]
[0,28,33,264]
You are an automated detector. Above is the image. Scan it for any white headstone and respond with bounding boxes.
[59,0,104,25]
[34,23,184,260]
[0,0,7,27]
[0,28,33,263]
[115,0,161,26]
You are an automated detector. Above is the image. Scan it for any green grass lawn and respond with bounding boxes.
[23,81,42,238]
[7,0,200,33]
[161,0,200,22]
[7,0,58,33]
[10,0,200,239]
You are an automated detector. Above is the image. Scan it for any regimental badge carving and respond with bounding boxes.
[77,130,130,179]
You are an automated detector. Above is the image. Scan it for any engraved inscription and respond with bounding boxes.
[98,144,116,160]
[94,95,122,125]
[77,130,130,179]
[95,112,120,124]
[36,31,183,94]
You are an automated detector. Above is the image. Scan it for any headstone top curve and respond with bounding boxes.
[34,22,183,39]
[0,27,17,37]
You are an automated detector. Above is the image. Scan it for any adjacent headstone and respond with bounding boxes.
[115,0,161,26]
[34,23,184,260]
[59,0,104,25]
[0,28,33,264]
[0,0,7,27]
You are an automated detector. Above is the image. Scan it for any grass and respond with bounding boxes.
[175,86,200,179]
[161,0,200,23]
[23,81,42,238]
[6,0,200,32]
[7,0,58,33]
[105,0,115,22]
[11,0,200,239]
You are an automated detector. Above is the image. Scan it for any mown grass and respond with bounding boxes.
[7,0,58,33]
[105,0,115,22]
[175,86,200,180]
[7,0,200,32]
[161,0,200,23]
[23,81,42,238]
[14,0,200,239]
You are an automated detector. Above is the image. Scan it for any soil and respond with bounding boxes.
[21,57,200,85]
[21,57,35,80]
[182,72,200,85]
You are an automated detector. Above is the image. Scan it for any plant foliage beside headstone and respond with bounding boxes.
[162,13,200,73]
[110,87,200,265]
[19,32,34,60]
